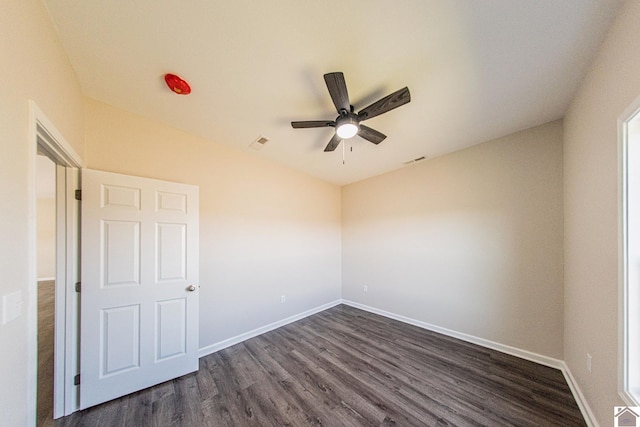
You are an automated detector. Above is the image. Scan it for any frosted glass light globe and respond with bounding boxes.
[336,122,358,139]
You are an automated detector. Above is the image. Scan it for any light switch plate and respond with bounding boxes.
[2,291,23,325]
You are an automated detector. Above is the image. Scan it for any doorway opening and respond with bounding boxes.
[35,154,56,425]
[29,101,83,423]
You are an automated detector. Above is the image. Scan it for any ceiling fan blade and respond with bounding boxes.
[324,134,342,152]
[357,87,410,121]
[291,120,334,128]
[324,72,351,113]
[358,124,387,144]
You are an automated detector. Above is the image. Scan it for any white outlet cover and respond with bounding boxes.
[2,290,23,325]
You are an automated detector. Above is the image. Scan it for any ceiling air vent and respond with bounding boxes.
[403,155,426,165]
[249,135,269,151]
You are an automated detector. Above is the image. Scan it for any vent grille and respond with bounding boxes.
[249,135,269,150]
[403,155,426,165]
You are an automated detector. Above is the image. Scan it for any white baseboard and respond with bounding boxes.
[341,299,597,426]
[198,299,342,358]
[559,361,599,427]
[38,277,55,282]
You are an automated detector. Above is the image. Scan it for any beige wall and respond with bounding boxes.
[0,0,84,425]
[36,155,57,280]
[37,197,56,279]
[564,1,640,424]
[342,121,564,358]
[83,98,342,347]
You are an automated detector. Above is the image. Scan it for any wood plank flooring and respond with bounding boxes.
[50,305,586,426]
[38,280,55,427]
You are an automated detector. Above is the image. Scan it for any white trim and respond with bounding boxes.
[618,94,640,407]
[198,300,341,357]
[53,165,66,418]
[27,102,39,427]
[618,98,628,408]
[560,362,599,427]
[29,101,83,169]
[37,277,56,282]
[28,101,83,421]
[63,168,80,416]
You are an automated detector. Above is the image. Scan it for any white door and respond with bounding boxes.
[80,169,199,409]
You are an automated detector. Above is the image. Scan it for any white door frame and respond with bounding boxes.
[28,100,84,423]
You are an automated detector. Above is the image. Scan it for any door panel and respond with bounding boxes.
[157,223,186,281]
[156,298,187,360]
[102,184,141,209]
[156,191,186,213]
[103,220,141,286]
[80,169,199,409]
[101,305,140,376]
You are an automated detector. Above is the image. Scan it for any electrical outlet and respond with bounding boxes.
[281,295,286,304]
[586,353,592,372]
[363,285,368,293]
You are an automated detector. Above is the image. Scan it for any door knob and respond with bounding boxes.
[187,285,197,292]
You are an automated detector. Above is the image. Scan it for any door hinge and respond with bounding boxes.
[74,374,80,385]
[75,282,81,292]
[75,189,81,201]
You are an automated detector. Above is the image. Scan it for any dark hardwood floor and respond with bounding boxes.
[51,304,586,426]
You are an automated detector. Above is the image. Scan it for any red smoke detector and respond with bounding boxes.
[164,73,191,95]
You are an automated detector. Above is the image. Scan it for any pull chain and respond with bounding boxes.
[342,141,354,165]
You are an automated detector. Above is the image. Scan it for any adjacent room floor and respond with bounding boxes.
[38,280,55,427]
[48,304,586,426]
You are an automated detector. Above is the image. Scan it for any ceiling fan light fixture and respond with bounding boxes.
[336,117,359,139]
[291,72,410,151]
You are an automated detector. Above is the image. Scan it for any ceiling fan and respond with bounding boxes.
[291,72,411,152]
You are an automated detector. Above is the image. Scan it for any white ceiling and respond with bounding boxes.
[43,0,622,185]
